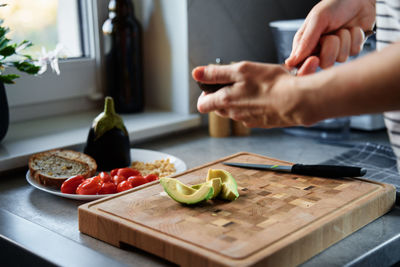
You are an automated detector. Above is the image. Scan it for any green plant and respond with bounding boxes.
[0,3,60,84]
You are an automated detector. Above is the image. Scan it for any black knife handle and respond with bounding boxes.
[291,164,367,178]
[197,82,233,93]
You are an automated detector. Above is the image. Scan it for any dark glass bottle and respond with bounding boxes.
[102,0,144,113]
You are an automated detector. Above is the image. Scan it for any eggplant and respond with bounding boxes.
[84,97,131,171]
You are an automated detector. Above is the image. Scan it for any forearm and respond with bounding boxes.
[297,42,400,122]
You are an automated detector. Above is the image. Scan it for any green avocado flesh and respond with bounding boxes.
[160,177,214,205]
[191,177,222,199]
[206,169,239,201]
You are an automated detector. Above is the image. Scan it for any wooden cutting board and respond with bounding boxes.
[79,152,395,267]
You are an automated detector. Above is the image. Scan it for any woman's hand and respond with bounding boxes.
[286,0,376,75]
[194,61,318,128]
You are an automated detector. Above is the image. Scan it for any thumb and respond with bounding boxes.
[286,15,327,68]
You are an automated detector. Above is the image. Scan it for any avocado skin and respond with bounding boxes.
[84,127,131,171]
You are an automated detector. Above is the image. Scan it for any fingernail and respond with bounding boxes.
[193,66,205,80]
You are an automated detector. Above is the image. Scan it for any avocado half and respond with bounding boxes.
[192,177,222,199]
[160,177,214,205]
[206,169,239,201]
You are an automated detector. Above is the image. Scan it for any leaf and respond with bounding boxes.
[19,40,32,47]
[0,74,19,84]
[0,37,10,51]
[13,61,40,75]
[0,45,15,57]
[0,26,9,38]
[21,54,33,60]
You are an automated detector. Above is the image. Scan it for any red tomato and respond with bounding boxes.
[112,175,126,186]
[117,180,133,192]
[145,174,158,182]
[110,168,120,177]
[98,182,117,194]
[127,176,147,188]
[117,168,141,179]
[76,176,103,195]
[98,171,112,183]
[61,175,85,194]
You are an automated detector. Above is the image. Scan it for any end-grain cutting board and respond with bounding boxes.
[79,152,395,267]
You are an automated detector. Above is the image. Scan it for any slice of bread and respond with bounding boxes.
[29,150,97,188]
[47,149,97,176]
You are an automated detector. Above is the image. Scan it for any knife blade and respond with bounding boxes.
[222,162,367,178]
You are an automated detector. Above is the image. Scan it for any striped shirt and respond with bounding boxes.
[376,0,400,170]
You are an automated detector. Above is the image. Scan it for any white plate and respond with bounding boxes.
[26,148,187,200]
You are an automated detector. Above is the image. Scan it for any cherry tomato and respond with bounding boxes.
[127,176,147,188]
[117,180,133,192]
[145,174,158,182]
[98,171,112,183]
[76,176,103,195]
[110,168,120,177]
[112,175,126,186]
[98,181,117,194]
[117,168,141,179]
[61,175,85,194]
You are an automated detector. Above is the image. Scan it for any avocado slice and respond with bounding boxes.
[206,169,239,201]
[191,177,222,199]
[160,177,214,205]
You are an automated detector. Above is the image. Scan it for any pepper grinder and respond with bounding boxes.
[208,111,230,137]
[207,58,230,137]
[232,120,251,136]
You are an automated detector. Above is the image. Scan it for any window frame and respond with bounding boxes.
[5,0,109,123]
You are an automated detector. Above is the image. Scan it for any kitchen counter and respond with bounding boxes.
[0,127,399,267]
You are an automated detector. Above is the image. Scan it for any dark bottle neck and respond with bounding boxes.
[108,0,135,18]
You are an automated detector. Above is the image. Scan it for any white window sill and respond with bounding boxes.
[0,109,201,172]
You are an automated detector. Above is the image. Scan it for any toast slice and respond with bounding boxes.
[29,150,95,188]
[47,149,97,176]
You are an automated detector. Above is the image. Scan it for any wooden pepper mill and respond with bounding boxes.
[232,120,251,136]
[206,58,251,137]
[208,112,230,137]
[208,112,251,137]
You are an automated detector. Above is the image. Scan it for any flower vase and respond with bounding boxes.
[0,82,9,143]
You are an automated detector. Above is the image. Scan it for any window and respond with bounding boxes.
[0,0,62,56]
[1,0,109,122]
[3,0,195,123]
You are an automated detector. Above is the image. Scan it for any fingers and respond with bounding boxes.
[286,12,327,68]
[192,64,237,84]
[319,34,340,69]
[297,56,320,76]
[316,26,365,69]
[218,107,270,128]
[349,27,364,56]
[336,29,351,62]
[288,25,366,71]
[197,87,232,113]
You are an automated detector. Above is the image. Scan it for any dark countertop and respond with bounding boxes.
[0,127,398,266]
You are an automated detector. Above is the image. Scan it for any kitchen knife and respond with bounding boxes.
[222,162,367,178]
